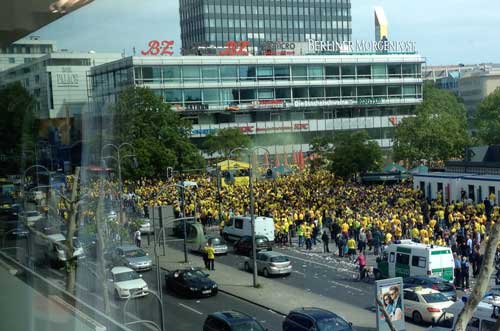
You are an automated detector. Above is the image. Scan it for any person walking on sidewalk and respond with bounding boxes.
[322,230,330,253]
[134,229,141,248]
[461,256,470,289]
[204,243,215,271]
[202,242,209,269]
[297,223,304,248]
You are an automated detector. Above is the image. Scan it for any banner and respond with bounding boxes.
[375,277,405,331]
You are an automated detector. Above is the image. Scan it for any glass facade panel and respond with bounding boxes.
[341,86,356,99]
[326,87,340,98]
[275,88,291,99]
[257,66,273,80]
[402,64,417,77]
[357,86,372,97]
[258,89,274,99]
[162,66,181,83]
[373,85,387,97]
[274,66,290,80]
[388,64,402,78]
[292,65,307,80]
[239,66,256,81]
[164,89,183,103]
[220,66,238,81]
[308,65,324,80]
[341,65,355,79]
[202,66,219,82]
[203,89,220,104]
[372,64,387,79]
[309,87,325,98]
[357,65,371,79]
[403,85,417,96]
[325,65,340,79]
[183,66,201,82]
[184,89,202,103]
[240,89,256,101]
[388,85,402,98]
[293,87,308,99]
[221,88,238,105]
[142,66,154,83]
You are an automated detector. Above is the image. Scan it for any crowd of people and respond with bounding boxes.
[96,169,499,287]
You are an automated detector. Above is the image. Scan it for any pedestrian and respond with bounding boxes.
[134,229,141,248]
[336,233,345,257]
[312,223,319,246]
[297,223,304,248]
[202,242,209,269]
[358,228,367,254]
[305,227,312,250]
[322,230,330,253]
[461,256,470,289]
[355,251,367,280]
[204,242,215,271]
[347,236,357,257]
[453,253,462,288]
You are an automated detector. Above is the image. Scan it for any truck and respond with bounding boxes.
[222,216,275,242]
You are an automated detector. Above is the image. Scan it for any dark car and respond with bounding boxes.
[233,235,272,255]
[165,268,218,298]
[203,311,266,331]
[403,276,457,301]
[283,308,353,331]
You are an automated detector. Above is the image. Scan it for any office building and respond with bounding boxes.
[179,0,352,55]
[374,7,388,41]
[0,36,56,73]
[89,52,424,154]
[459,65,500,119]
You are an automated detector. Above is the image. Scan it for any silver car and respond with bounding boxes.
[244,251,292,277]
[109,245,153,271]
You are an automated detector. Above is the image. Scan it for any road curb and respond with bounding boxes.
[158,265,286,317]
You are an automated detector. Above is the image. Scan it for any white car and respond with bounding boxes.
[404,287,454,324]
[109,267,148,300]
[23,211,43,225]
[138,218,153,234]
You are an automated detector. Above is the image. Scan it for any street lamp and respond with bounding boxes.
[101,143,137,234]
[229,146,270,288]
[123,289,164,331]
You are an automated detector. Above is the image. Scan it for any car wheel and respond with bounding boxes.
[244,262,251,272]
[413,311,423,324]
[263,268,269,277]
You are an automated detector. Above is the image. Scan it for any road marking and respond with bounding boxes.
[178,303,203,315]
[328,279,363,293]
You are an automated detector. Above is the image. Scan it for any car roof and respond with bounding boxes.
[405,287,440,295]
[47,233,66,242]
[409,275,445,282]
[111,266,134,274]
[291,307,339,320]
[210,311,253,323]
[258,251,284,257]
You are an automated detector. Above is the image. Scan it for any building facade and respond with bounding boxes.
[179,0,352,55]
[90,53,424,154]
[459,65,500,120]
[0,36,56,73]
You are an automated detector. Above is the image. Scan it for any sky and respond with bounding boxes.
[30,0,500,65]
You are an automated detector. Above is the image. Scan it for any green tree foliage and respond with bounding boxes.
[474,88,500,145]
[203,127,251,158]
[329,131,383,179]
[0,83,36,175]
[112,87,205,178]
[393,83,470,166]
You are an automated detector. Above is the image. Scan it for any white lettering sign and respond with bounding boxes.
[308,39,417,53]
[56,73,79,87]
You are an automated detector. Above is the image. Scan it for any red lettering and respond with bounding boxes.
[141,40,175,56]
[294,124,309,130]
[219,41,249,56]
[141,40,161,56]
[239,126,254,133]
[160,40,175,56]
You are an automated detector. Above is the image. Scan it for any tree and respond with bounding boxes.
[203,127,251,158]
[0,82,36,175]
[111,87,205,178]
[393,83,470,167]
[474,88,500,145]
[308,136,333,172]
[329,131,383,179]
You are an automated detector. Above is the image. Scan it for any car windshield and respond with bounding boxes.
[232,321,265,331]
[317,317,351,331]
[422,293,449,303]
[114,271,140,282]
[183,270,207,280]
[256,238,268,244]
[124,249,146,258]
[210,238,222,245]
[270,256,289,263]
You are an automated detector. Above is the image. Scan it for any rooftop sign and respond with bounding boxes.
[308,39,417,54]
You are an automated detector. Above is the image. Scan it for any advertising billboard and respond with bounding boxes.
[375,277,405,331]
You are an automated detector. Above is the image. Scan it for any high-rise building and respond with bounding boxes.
[0,36,56,73]
[179,0,352,55]
[374,7,388,41]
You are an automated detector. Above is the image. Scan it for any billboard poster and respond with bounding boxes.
[375,277,405,331]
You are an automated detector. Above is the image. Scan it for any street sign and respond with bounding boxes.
[375,277,405,331]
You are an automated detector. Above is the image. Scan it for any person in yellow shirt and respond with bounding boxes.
[204,243,215,271]
[347,237,356,257]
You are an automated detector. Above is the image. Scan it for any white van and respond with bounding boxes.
[428,294,500,331]
[376,240,454,282]
[44,233,85,265]
[222,216,275,242]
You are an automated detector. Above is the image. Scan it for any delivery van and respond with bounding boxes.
[222,216,275,242]
[376,240,454,281]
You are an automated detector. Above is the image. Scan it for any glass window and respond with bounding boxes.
[258,89,274,99]
[257,66,273,81]
[308,66,324,80]
[292,65,308,80]
[326,87,340,98]
[341,65,355,79]
[292,87,308,99]
[163,66,182,83]
[141,66,154,82]
[221,89,238,105]
[403,85,417,96]
[357,65,372,79]
[388,64,402,78]
[402,64,416,77]
[164,89,183,103]
[372,64,387,79]
[239,66,256,81]
[184,89,202,103]
[373,86,387,97]
[203,89,220,104]
[220,66,238,81]
[309,87,325,98]
[357,86,372,97]
[240,89,256,102]
[411,256,426,268]
[274,66,290,80]
[396,253,410,265]
[388,85,402,98]
[183,66,201,82]
[202,66,219,82]
[325,65,340,79]
[341,86,356,99]
[275,88,291,99]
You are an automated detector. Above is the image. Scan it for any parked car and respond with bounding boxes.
[22,210,43,225]
[189,235,228,255]
[403,287,454,324]
[233,235,272,255]
[244,250,292,277]
[138,218,153,234]
[283,307,353,331]
[403,276,457,301]
[108,266,148,300]
[42,233,85,267]
[165,268,218,298]
[203,311,266,331]
[107,245,153,271]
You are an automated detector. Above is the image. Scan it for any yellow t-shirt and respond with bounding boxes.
[347,238,356,249]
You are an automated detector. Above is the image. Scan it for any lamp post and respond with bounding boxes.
[229,146,270,288]
[101,143,137,238]
[123,289,164,331]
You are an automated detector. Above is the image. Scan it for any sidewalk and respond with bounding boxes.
[144,244,424,331]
